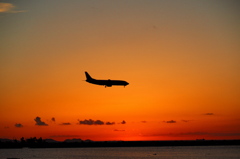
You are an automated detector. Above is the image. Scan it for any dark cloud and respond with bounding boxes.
[114,129,125,131]
[120,120,126,124]
[163,120,176,123]
[78,119,94,125]
[51,117,55,122]
[78,119,104,125]
[106,122,115,125]
[182,120,192,122]
[34,116,48,126]
[78,119,116,125]
[94,120,104,125]
[204,113,214,115]
[15,123,23,128]
[60,122,71,125]
[141,121,147,123]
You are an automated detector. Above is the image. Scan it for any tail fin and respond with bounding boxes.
[85,72,93,81]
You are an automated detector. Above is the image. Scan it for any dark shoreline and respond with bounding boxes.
[1,140,240,149]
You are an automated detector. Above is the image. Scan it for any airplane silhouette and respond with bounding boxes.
[85,72,129,88]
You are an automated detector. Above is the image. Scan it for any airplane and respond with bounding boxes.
[85,72,129,88]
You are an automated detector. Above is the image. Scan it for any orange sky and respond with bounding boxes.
[0,0,240,141]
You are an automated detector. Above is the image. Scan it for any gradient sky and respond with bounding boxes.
[1,0,240,141]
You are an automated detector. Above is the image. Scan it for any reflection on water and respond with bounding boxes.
[1,146,240,159]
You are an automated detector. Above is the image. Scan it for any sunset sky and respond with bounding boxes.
[1,0,240,141]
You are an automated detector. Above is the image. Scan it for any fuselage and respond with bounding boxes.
[85,72,129,87]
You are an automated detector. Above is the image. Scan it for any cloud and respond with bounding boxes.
[114,129,125,131]
[120,120,126,124]
[204,113,214,115]
[34,116,48,126]
[78,119,116,125]
[0,3,14,13]
[51,117,56,122]
[0,3,26,13]
[182,120,192,122]
[15,123,23,128]
[106,122,115,125]
[163,120,176,123]
[60,122,71,125]
[78,119,104,125]
[141,121,147,123]
[94,120,104,125]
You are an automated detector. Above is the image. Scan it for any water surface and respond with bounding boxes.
[1,146,239,159]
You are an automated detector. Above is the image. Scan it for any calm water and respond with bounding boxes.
[0,146,240,159]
